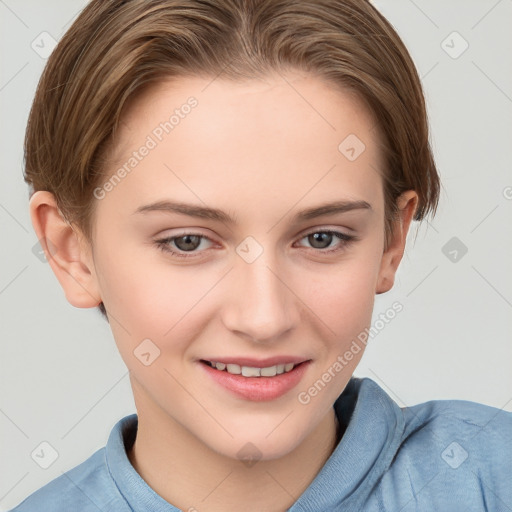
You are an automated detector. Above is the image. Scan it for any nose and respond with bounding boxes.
[221,249,300,344]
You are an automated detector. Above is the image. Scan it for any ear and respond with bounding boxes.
[29,190,102,308]
[375,190,418,294]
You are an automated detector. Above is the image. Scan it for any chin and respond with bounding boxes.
[207,426,305,463]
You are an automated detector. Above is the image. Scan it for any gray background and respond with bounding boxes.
[1,0,511,509]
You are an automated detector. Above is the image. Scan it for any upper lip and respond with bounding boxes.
[200,356,310,367]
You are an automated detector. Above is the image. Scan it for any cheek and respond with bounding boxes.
[94,241,221,356]
[292,253,381,402]
[304,250,382,336]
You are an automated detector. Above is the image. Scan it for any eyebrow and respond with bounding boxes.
[133,199,372,224]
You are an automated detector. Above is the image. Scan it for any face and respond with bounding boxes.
[79,72,403,460]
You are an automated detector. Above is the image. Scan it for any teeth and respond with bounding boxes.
[207,361,298,377]
[260,366,277,377]
[242,366,260,377]
[226,363,241,374]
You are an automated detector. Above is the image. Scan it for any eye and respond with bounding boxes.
[155,228,358,260]
[154,232,215,259]
[295,229,357,254]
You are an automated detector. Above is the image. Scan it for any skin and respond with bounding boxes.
[30,72,417,511]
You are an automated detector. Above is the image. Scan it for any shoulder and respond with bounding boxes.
[380,397,512,510]
[401,397,512,457]
[9,447,128,512]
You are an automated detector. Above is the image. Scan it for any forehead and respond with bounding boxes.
[114,71,380,154]
[98,72,384,223]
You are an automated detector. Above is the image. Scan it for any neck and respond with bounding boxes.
[128,400,341,512]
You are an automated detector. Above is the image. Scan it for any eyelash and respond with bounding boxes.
[154,229,358,259]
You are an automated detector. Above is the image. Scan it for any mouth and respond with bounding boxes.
[200,359,302,377]
[198,357,312,401]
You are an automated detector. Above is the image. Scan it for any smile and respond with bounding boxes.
[199,358,312,401]
[202,360,297,377]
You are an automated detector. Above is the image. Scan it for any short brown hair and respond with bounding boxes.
[24,0,440,320]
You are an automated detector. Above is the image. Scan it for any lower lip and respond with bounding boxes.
[199,361,311,402]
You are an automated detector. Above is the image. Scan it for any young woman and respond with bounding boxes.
[12,1,511,510]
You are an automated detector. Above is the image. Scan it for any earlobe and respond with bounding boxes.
[29,191,102,308]
[375,190,418,295]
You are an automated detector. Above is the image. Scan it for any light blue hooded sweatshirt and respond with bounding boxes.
[9,377,512,511]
